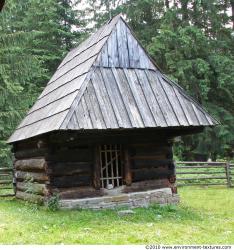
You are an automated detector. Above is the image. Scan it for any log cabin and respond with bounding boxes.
[8,14,218,209]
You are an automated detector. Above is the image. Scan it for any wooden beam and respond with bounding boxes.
[15,158,47,171]
[16,182,49,196]
[123,145,132,186]
[16,191,44,204]
[93,146,101,189]
[15,171,49,183]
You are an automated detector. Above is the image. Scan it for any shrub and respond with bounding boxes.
[46,193,60,211]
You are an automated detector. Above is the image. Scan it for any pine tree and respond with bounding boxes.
[148,1,234,160]
[0,0,84,166]
[0,1,43,166]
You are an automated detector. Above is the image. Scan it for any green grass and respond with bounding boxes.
[0,186,233,244]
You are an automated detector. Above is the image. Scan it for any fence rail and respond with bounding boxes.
[176,161,233,187]
[0,167,15,197]
[0,161,233,197]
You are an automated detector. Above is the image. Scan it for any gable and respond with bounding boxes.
[94,19,155,69]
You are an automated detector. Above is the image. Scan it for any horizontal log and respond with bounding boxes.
[16,138,48,151]
[16,182,49,196]
[50,174,91,188]
[129,145,170,156]
[16,191,44,204]
[130,155,167,160]
[124,179,169,193]
[132,160,172,169]
[132,167,172,182]
[48,161,92,176]
[14,148,49,159]
[46,148,92,162]
[53,186,104,199]
[49,132,169,145]
[15,158,47,171]
[15,171,49,183]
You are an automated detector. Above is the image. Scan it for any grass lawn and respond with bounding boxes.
[0,186,233,244]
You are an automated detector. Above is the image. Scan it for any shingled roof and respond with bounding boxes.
[8,14,218,143]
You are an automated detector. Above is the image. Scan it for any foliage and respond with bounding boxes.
[0,0,84,167]
[0,187,233,244]
[0,1,43,167]
[83,0,234,160]
[46,194,60,212]
[0,0,233,163]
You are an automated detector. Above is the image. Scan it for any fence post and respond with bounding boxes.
[225,162,231,188]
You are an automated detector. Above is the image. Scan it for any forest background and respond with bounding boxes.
[0,0,233,167]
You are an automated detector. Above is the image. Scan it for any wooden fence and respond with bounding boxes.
[0,167,15,197]
[176,161,234,187]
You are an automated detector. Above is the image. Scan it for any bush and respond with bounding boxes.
[46,194,60,211]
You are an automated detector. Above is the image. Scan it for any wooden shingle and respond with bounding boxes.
[8,15,218,143]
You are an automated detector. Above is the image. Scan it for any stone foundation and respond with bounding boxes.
[59,188,180,210]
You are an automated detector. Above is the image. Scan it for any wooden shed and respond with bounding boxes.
[8,15,218,209]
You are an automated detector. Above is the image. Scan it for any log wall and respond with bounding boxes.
[13,132,176,202]
[14,158,50,203]
[124,142,174,191]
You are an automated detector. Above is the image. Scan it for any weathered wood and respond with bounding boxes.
[15,171,49,183]
[177,161,226,165]
[107,26,119,67]
[123,146,132,186]
[0,180,12,184]
[16,182,49,196]
[91,70,118,128]
[16,191,44,204]
[177,183,225,187]
[14,148,49,159]
[132,159,172,169]
[47,161,91,176]
[0,168,12,172]
[116,19,129,67]
[176,165,224,169]
[132,167,171,182]
[0,194,15,197]
[50,174,91,188]
[124,179,169,193]
[130,155,167,160]
[53,186,104,199]
[0,173,11,177]
[15,158,47,171]
[225,162,232,187]
[176,171,225,175]
[177,176,226,181]
[46,147,92,162]
[93,146,101,189]
[100,68,131,128]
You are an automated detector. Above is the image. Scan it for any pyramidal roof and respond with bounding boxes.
[8,14,218,143]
